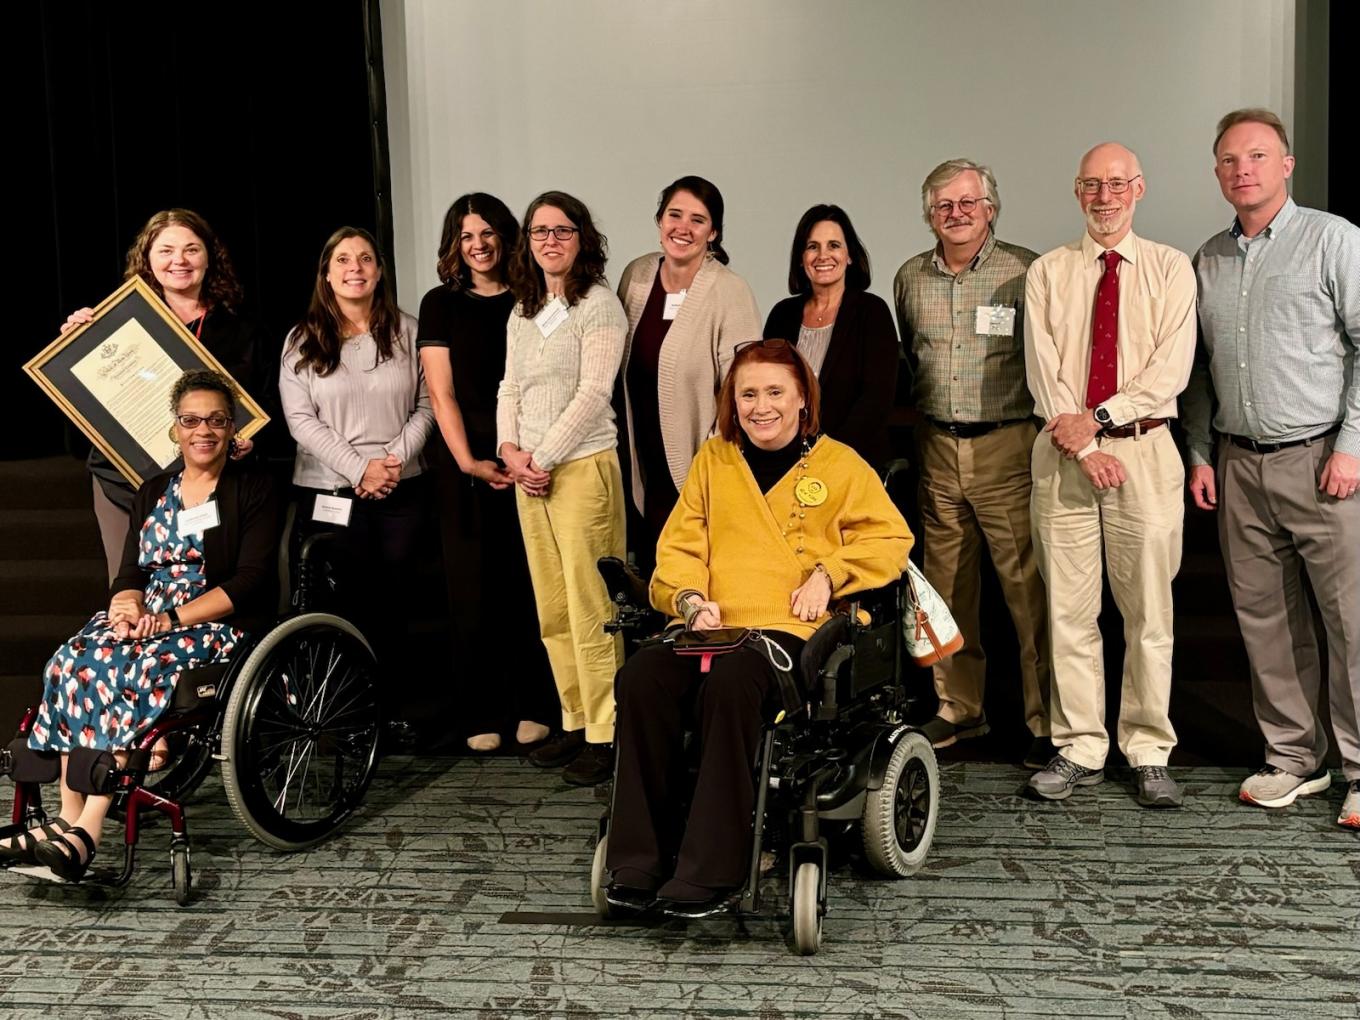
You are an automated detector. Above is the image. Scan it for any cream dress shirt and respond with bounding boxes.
[1024,230,1197,459]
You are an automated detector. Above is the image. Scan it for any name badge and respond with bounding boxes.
[662,290,687,321]
[534,298,569,339]
[975,305,1016,337]
[313,494,353,527]
[177,500,220,537]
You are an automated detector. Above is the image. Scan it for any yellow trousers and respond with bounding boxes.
[516,449,626,743]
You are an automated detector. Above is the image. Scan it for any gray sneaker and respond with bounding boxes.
[919,714,990,749]
[1027,754,1103,801]
[1238,765,1331,809]
[1339,781,1360,830]
[1135,765,1183,808]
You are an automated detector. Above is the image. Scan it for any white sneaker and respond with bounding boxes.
[1238,765,1331,809]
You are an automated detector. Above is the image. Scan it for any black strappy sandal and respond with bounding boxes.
[0,818,73,868]
[33,825,96,882]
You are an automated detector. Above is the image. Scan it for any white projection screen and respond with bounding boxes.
[381,0,1307,315]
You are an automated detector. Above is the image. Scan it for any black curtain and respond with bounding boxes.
[13,0,391,460]
[1330,1,1353,224]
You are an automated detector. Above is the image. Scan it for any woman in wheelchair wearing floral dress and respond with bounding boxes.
[605,339,913,915]
[0,370,277,882]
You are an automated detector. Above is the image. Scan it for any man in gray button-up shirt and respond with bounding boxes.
[1182,108,1360,830]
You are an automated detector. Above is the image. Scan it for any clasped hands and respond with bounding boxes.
[500,444,550,497]
[1045,411,1127,491]
[684,568,833,630]
[356,454,402,499]
[108,593,168,640]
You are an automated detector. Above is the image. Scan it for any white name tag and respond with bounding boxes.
[534,297,569,338]
[662,289,687,321]
[312,494,353,527]
[176,501,220,537]
[975,305,1016,336]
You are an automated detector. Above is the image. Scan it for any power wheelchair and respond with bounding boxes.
[0,501,383,904]
[588,555,940,956]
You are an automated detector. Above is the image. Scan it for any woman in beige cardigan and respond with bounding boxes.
[616,175,762,571]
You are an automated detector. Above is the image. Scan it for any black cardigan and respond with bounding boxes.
[113,463,280,632]
[763,289,901,468]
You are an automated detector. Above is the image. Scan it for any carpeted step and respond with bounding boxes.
[0,456,93,510]
[0,508,102,561]
[0,561,106,616]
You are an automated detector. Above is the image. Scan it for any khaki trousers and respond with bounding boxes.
[1218,438,1360,781]
[517,449,626,743]
[917,421,1051,735]
[1030,426,1184,769]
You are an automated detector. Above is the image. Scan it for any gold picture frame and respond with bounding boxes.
[24,277,269,487]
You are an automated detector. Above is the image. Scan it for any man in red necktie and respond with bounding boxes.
[1022,143,1198,807]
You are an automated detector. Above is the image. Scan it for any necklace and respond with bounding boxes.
[781,437,827,555]
[805,298,840,327]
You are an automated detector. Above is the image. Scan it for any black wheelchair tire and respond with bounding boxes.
[861,730,939,877]
[171,840,192,906]
[220,613,381,851]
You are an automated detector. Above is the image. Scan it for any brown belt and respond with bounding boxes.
[1101,417,1167,439]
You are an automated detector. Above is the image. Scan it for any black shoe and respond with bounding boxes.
[563,743,613,786]
[919,714,990,749]
[527,729,585,768]
[656,878,740,919]
[604,868,659,913]
[1023,736,1057,770]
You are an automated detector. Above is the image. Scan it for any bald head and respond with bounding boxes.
[1079,142,1143,180]
[1075,142,1145,247]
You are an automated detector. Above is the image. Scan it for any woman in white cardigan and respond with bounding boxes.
[616,176,761,571]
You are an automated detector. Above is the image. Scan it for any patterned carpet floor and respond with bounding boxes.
[1,757,1356,1019]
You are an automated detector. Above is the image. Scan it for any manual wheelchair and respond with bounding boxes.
[588,556,940,955]
[1,502,383,904]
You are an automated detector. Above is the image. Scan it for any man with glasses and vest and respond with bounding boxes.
[1023,143,1197,807]
[893,159,1052,768]
[1182,108,1360,831]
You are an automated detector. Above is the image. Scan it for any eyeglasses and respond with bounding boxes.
[930,197,989,217]
[1076,175,1142,195]
[175,413,232,430]
[734,339,792,354]
[527,225,580,242]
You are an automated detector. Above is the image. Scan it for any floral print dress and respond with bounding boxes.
[28,475,243,752]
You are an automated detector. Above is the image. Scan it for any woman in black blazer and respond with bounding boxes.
[1,370,277,883]
[763,205,900,467]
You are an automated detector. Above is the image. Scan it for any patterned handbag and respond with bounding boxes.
[902,561,964,667]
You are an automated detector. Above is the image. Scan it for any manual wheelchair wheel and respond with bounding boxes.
[143,722,216,803]
[861,730,939,877]
[790,861,822,955]
[221,614,382,851]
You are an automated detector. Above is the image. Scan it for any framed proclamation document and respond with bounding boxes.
[24,277,269,487]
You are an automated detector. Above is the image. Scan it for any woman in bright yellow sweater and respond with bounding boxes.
[605,339,912,915]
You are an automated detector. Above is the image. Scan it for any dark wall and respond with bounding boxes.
[1330,2,1354,225]
[13,1,388,460]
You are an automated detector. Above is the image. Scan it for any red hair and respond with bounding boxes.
[716,339,821,444]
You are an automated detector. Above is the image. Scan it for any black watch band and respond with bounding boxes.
[167,606,181,628]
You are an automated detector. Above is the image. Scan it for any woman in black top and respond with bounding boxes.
[60,209,279,582]
[416,193,556,753]
[763,205,899,468]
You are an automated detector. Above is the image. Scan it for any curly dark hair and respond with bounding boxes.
[169,369,238,418]
[508,191,608,319]
[124,209,245,312]
[786,204,872,295]
[288,227,403,378]
[436,193,520,289]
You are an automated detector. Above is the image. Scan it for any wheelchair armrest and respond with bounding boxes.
[597,556,650,610]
